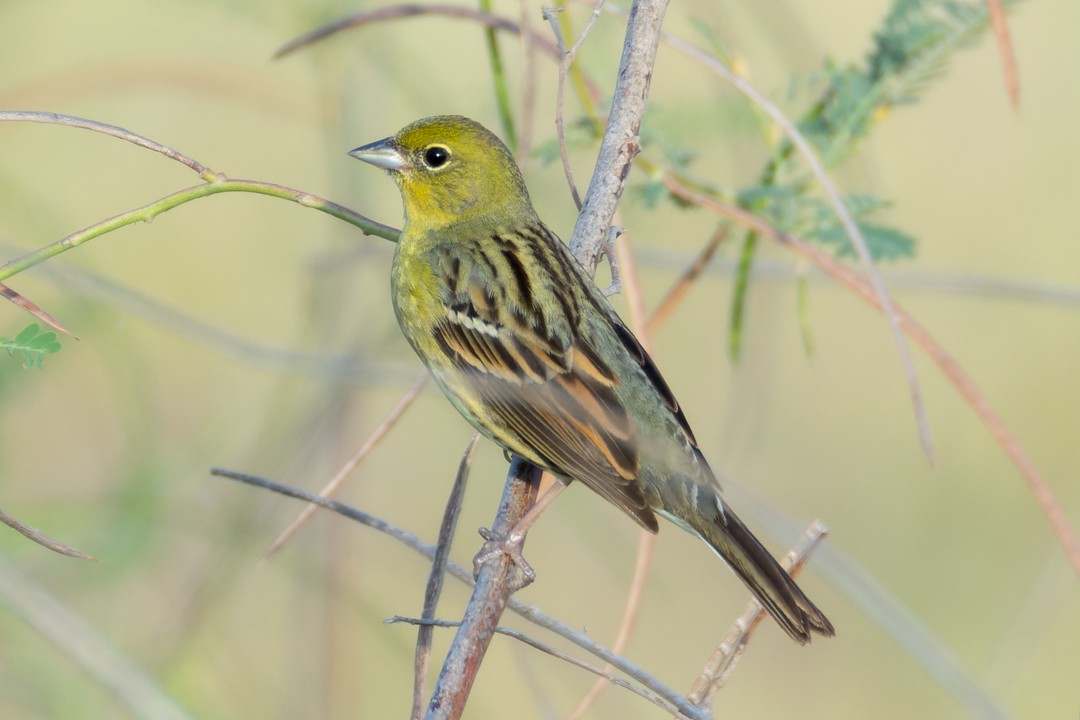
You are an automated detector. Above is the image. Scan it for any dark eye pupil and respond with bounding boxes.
[424,146,449,168]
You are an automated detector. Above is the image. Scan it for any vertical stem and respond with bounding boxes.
[479,0,517,153]
[424,459,541,720]
[569,0,670,273]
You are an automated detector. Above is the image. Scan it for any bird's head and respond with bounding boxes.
[350,115,534,230]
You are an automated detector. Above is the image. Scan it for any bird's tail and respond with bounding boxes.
[658,479,834,644]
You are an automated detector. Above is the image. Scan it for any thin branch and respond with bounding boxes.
[985,0,1020,109]
[424,458,542,720]
[0,507,96,560]
[412,435,479,720]
[274,4,605,116]
[663,177,1080,579]
[638,15,935,465]
[544,0,607,209]
[388,617,699,720]
[275,4,557,60]
[1,243,412,382]
[544,7,583,210]
[569,0,670,272]
[213,468,709,719]
[0,178,396,285]
[216,467,1012,720]
[263,372,429,559]
[689,521,829,706]
[0,282,75,336]
[0,111,209,177]
[645,225,728,336]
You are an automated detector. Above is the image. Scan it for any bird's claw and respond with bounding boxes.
[473,527,536,591]
[601,225,623,296]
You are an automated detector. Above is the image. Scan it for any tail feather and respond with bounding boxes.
[659,479,834,644]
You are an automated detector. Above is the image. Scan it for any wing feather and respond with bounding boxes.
[431,239,657,531]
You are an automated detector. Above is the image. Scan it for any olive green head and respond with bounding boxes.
[349,115,534,229]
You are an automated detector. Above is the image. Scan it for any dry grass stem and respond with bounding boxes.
[0,507,96,560]
[0,283,75,336]
[653,22,935,466]
[411,435,479,719]
[664,177,1080,579]
[263,371,429,559]
[645,225,728,336]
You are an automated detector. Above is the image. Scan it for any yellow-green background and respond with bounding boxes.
[1,1,1077,718]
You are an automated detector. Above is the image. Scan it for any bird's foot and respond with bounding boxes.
[601,225,623,296]
[473,526,536,592]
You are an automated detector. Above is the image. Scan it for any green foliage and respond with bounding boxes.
[766,0,1019,242]
[797,0,1022,168]
[1,324,62,368]
[726,0,1017,358]
[738,187,916,260]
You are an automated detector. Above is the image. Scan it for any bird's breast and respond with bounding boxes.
[390,237,443,344]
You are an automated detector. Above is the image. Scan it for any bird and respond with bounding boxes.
[349,115,834,644]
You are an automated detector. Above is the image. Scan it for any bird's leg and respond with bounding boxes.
[473,480,567,591]
[600,225,623,297]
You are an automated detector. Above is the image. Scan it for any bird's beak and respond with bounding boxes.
[348,137,409,171]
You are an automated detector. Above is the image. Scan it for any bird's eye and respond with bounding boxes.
[423,145,451,169]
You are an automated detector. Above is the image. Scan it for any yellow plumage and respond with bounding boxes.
[351,115,833,643]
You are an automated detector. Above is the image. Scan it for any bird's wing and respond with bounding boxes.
[430,244,658,531]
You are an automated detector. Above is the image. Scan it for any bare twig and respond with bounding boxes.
[566,517,656,720]
[0,110,209,177]
[215,467,1008,720]
[389,616,699,720]
[0,282,74,336]
[544,7,582,210]
[689,521,829,706]
[275,4,557,60]
[216,469,707,718]
[985,0,1020,109]
[0,507,95,560]
[0,179,395,285]
[274,4,605,113]
[645,225,728,336]
[663,177,1080,579]
[424,458,542,720]
[569,0,669,271]
[544,0,607,209]
[412,436,479,720]
[263,371,429,558]
[636,18,935,465]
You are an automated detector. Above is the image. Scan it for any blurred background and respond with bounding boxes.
[1,0,1077,718]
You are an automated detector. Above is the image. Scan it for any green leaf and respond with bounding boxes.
[1,323,63,368]
[637,177,670,209]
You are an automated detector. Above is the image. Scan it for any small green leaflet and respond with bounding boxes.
[1,323,62,368]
